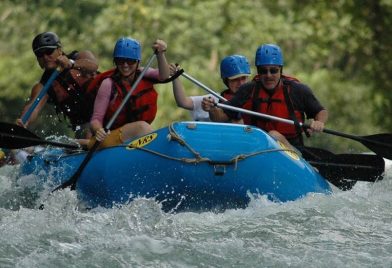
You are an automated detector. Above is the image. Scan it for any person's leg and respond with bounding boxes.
[87,121,153,149]
[120,121,153,142]
[87,128,123,149]
[268,130,297,151]
[77,139,90,148]
[75,123,93,149]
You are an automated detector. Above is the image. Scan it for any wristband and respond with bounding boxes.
[69,59,75,69]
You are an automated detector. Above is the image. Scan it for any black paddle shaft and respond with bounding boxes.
[53,141,100,191]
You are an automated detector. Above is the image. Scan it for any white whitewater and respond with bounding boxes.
[0,160,391,267]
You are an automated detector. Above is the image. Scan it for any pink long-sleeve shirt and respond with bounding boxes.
[90,68,159,125]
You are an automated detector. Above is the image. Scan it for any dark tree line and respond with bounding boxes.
[0,0,390,151]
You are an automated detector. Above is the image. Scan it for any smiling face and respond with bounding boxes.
[114,58,139,79]
[36,47,61,70]
[258,65,281,90]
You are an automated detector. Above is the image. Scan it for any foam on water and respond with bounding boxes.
[1,161,392,267]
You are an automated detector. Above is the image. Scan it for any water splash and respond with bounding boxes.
[0,160,391,267]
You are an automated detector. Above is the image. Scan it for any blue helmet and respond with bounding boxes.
[113,37,141,61]
[255,44,283,66]
[220,55,251,79]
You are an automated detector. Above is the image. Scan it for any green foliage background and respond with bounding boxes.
[0,0,391,153]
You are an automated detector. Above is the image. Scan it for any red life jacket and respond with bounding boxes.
[84,68,116,104]
[86,68,158,130]
[220,89,235,101]
[242,75,304,138]
[48,68,95,128]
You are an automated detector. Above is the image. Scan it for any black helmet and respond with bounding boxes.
[32,32,61,53]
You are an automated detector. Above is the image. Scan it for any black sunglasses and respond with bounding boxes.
[35,48,56,58]
[115,58,138,66]
[259,67,280,75]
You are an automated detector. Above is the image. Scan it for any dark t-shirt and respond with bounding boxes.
[223,78,325,120]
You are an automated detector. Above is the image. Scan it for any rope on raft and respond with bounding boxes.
[126,122,300,169]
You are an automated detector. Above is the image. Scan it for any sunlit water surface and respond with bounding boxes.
[1,161,391,268]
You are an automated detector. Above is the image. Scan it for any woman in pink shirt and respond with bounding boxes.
[88,37,169,148]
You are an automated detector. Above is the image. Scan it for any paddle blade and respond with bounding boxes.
[300,147,385,191]
[0,122,79,149]
[360,133,392,160]
[0,122,41,149]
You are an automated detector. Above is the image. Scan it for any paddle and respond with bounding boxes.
[299,146,385,190]
[217,103,392,160]
[52,53,157,193]
[181,73,388,186]
[0,70,63,150]
[218,103,387,188]
[21,69,60,124]
[181,72,227,102]
[0,122,79,150]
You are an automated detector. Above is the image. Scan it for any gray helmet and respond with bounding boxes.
[32,32,61,53]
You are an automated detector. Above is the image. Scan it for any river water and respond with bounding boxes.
[0,161,391,268]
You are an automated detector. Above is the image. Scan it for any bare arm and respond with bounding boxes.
[309,109,328,133]
[172,78,194,110]
[201,97,230,122]
[315,109,328,123]
[209,107,230,122]
[152,39,170,81]
[56,50,98,74]
[16,82,49,127]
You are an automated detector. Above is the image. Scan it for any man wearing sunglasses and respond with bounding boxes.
[16,31,98,139]
[203,43,328,149]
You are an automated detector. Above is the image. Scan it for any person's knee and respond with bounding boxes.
[122,121,152,139]
[136,121,153,134]
[87,128,122,149]
[269,130,289,144]
[269,130,284,140]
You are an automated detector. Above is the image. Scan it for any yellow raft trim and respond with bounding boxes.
[277,141,300,161]
[126,133,158,149]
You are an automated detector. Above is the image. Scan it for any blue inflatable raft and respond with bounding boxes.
[20,122,331,211]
